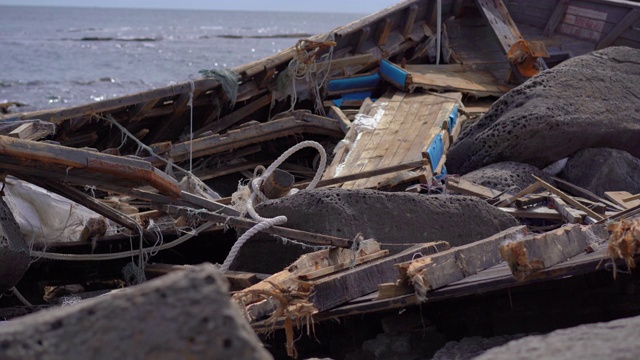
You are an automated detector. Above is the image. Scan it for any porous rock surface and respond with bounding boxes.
[447,46,640,174]
[474,315,640,360]
[0,264,272,360]
[432,334,527,360]
[560,148,640,197]
[461,162,553,194]
[232,189,519,272]
[0,196,30,290]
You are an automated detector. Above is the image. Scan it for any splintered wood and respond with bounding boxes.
[396,226,528,300]
[499,224,608,280]
[323,91,461,189]
[606,218,640,277]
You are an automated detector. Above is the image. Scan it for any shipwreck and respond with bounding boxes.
[1,0,640,359]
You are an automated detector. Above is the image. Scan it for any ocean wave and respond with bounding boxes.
[76,36,162,42]
[216,33,312,39]
[0,80,47,88]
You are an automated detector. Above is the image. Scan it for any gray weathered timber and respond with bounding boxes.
[499,224,608,280]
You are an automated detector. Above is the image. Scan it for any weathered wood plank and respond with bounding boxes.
[7,121,55,141]
[405,64,512,97]
[596,8,640,49]
[195,93,272,136]
[532,175,605,221]
[158,115,343,165]
[307,242,449,312]
[543,0,571,36]
[550,195,583,223]
[446,177,511,202]
[552,176,625,211]
[0,135,181,197]
[499,223,608,280]
[605,191,640,209]
[398,226,528,299]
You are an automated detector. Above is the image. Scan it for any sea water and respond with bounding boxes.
[0,6,361,112]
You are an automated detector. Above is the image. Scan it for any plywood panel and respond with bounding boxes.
[323,91,461,189]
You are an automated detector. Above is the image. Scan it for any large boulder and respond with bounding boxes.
[447,46,640,175]
[475,315,640,360]
[0,197,30,291]
[0,264,272,360]
[560,148,640,197]
[461,162,553,194]
[230,189,520,273]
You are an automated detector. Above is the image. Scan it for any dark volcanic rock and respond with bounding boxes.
[0,264,272,360]
[560,148,640,197]
[230,189,520,273]
[447,46,640,174]
[474,315,640,360]
[461,162,553,194]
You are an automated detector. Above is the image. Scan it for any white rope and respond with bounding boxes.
[11,287,33,307]
[220,140,327,272]
[29,221,215,261]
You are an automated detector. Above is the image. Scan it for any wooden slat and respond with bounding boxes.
[552,176,625,211]
[605,191,640,209]
[543,0,571,36]
[405,64,512,97]
[398,226,528,298]
[157,115,343,165]
[532,175,605,221]
[195,93,272,136]
[549,195,583,223]
[446,177,511,201]
[596,8,640,48]
[499,223,608,280]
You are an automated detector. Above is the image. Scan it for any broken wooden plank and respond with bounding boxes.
[445,177,511,202]
[297,250,389,281]
[552,176,625,212]
[514,194,547,209]
[232,238,386,322]
[196,93,272,136]
[532,175,605,221]
[24,177,141,232]
[8,121,56,141]
[404,64,511,97]
[328,106,351,134]
[543,0,570,37]
[159,115,343,165]
[306,241,449,312]
[377,282,414,299]
[0,135,181,197]
[494,181,542,207]
[550,195,583,224]
[499,223,608,280]
[596,9,640,50]
[397,226,528,299]
[606,191,640,209]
